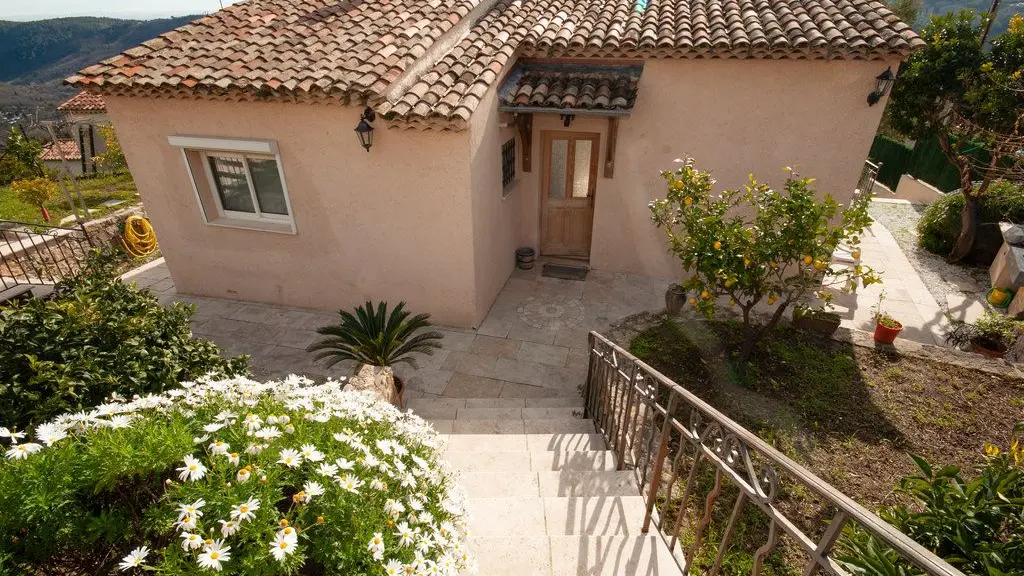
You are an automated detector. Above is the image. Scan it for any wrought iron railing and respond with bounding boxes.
[0,220,93,293]
[583,331,964,576]
[857,159,881,195]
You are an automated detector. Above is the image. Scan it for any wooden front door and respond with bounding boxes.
[540,131,599,258]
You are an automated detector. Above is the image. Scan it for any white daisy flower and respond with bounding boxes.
[230,499,259,523]
[335,457,355,470]
[253,427,281,440]
[193,434,210,444]
[370,478,387,491]
[34,423,67,446]
[337,474,363,494]
[277,448,303,468]
[177,455,207,482]
[208,440,230,455]
[299,443,324,462]
[278,526,298,543]
[236,467,251,483]
[269,531,296,561]
[5,442,42,459]
[0,427,25,441]
[367,532,385,560]
[180,532,203,551]
[116,545,149,571]
[242,413,262,429]
[225,452,240,465]
[363,454,381,468]
[175,515,197,532]
[177,499,206,521]
[219,519,239,537]
[315,462,339,477]
[303,480,325,501]
[384,499,405,518]
[395,522,415,547]
[384,559,403,575]
[245,443,265,455]
[203,422,224,433]
[107,414,135,429]
[197,540,231,571]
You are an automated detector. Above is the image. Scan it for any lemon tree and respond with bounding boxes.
[649,157,879,367]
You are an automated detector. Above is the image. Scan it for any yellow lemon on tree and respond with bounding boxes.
[851,249,861,260]
[802,255,813,265]
[713,241,722,250]
[724,278,735,288]
[813,260,826,270]
[767,295,778,305]
[700,290,710,299]
[688,297,697,305]
[684,196,693,206]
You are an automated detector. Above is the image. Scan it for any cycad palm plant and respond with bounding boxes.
[308,301,443,370]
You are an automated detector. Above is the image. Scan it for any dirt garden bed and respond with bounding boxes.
[625,315,1023,508]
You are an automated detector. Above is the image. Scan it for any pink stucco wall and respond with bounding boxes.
[500,57,901,280]
[106,96,481,326]
[107,56,898,328]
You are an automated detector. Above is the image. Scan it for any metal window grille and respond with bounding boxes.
[501,139,516,188]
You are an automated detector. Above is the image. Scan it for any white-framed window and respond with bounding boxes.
[169,135,295,234]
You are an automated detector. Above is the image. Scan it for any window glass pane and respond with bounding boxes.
[548,139,567,199]
[572,139,592,198]
[208,155,254,213]
[248,158,288,215]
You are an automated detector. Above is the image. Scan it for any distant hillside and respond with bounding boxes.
[919,0,1023,35]
[0,15,200,85]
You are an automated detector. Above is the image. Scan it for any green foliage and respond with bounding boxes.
[0,130,43,186]
[9,176,56,207]
[308,301,443,370]
[868,135,913,189]
[0,377,471,575]
[917,180,1024,254]
[837,433,1024,576]
[649,157,878,362]
[886,0,922,28]
[946,309,1023,350]
[0,251,247,428]
[92,123,127,172]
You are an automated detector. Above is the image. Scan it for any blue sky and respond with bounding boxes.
[1,0,244,20]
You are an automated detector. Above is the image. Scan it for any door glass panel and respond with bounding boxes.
[548,139,567,199]
[248,158,288,215]
[208,155,254,213]
[572,139,592,198]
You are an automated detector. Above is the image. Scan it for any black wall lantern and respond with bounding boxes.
[354,106,376,152]
[560,113,575,127]
[867,67,895,106]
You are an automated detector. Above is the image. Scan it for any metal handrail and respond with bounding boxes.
[0,221,92,293]
[584,330,965,576]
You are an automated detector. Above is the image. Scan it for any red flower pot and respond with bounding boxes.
[873,321,903,344]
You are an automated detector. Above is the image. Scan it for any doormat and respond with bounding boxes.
[542,263,588,281]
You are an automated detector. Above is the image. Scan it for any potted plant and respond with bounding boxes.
[945,310,1021,358]
[872,293,903,344]
[665,283,686,314]
[308,300,443,407]
[792,304,842,336]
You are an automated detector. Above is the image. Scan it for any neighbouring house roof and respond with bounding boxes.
[40,140,82,161]
[66,0,923,130]
[498,63,642,115]
[57,91,107,112]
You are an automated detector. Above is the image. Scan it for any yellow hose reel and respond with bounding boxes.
[121,215,158,257]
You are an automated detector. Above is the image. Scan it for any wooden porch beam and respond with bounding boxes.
[516,113,533,173]
[604,116,619,178]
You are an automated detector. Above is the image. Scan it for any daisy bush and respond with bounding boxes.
[0,376,475,575]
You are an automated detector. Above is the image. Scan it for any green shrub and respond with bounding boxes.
[0,376,473,575]
[837,433,1024,576]
[0,251,248,428]
[917,180,1024,255]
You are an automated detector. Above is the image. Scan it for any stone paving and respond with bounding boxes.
[122,259,671,399]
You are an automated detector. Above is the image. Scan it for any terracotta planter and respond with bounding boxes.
[665,284,686,314]
[792,308,842,336]
[969,339,1006,359]
[873,321,903,344]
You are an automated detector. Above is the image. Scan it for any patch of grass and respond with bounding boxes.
[0,172,137,226]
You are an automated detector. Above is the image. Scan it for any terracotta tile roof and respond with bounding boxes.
[67,0,922,129]
[57,91,106,112]
[498,64,642,112]
[66,0,484,103]
[40,140,82,161]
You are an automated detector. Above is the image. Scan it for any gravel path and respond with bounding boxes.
[868,200,990,310]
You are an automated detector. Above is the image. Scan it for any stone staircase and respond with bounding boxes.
[406,397,682,575]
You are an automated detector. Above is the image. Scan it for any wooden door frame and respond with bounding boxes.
[539,129,600,258]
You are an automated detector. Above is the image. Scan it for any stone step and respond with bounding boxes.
[406,396,583,411]
[412,406,581,420]
[443,450,616,473]
[458,470,638,498]
[443,433,607,452]
[429,418,596,435]
[469,535,679,575]
[466,496,647,537]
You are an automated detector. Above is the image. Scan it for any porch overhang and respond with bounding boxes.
[497,62,643,117]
